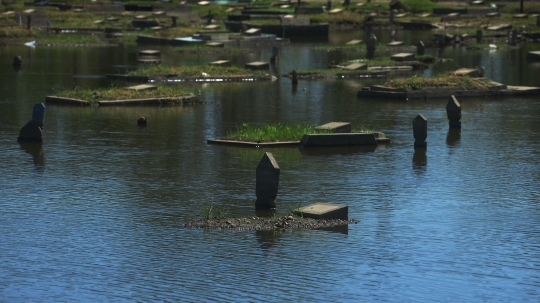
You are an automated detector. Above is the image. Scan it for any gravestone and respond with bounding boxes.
[537,15,540,26]
[256,152,280,210]
[510,29,518,45]
[446,95,461,128]
[417,41,425,56]
[390,9,395,22]
[476,29,483,43]
[270,46,279,63]
[17,103,45,143]
[366,33,377,60]
[296,203,348,220]
[413,114,427,148]
[13,56,22,66]
[390,29,396,42]
[291,69,298,84]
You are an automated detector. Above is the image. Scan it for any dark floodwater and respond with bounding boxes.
[1,28,540,302]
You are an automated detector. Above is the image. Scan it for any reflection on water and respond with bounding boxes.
[18,142,44,167]
[299,145,377,156]
[1,38,540,302]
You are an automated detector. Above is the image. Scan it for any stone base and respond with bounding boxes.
[300,133,377,147]
[296,203,348,220]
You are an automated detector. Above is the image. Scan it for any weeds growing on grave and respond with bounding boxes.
[224,122,333,143]
[127,65,268,77]
[54,84,191,102]
[201,201,214,219]
[383,74,491,90]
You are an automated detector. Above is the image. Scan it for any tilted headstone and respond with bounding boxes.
[13,56,22,66]
[256,152,280,210]
[412,114,427,148]
[17,103,45,143]
[417,41,425,56]
[270,46,279,63]
[446,95,461,128]
[366,33,377,60]
[476,29,483,43]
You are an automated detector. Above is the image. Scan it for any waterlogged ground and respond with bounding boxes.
[1,30,540,301]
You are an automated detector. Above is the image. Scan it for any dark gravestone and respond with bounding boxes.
[417,40,425,56]
[13,56,22,66]
[511,29,518,45]
[537,15,540,27]
[327,0,331,10]
[413,114,427,148]
[390,9,395,22]
[270,46,279,63]
[291,70,298,84]
[476,29,483,43]
[18,103,45,143]
[446,95,461,128]
[256,152,280,210]
[366,33,377,60]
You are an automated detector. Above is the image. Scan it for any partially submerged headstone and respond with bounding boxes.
[137,117,147,125]
[296,203,348,220]
[270,46,279,63]
[291,70,298,85]
[366,33,377,60]
[476,29,483,43]
[417,41,425,56]
[18,103,45,143]
[256,152,280,210]
[413,114,427,148]
[446,95,461,128]
[315,122,352,133]
[13,56,22,66]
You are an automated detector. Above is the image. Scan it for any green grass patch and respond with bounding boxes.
[127,65,268,77]
[402,0,436,14]
[224,123,333,143]
[54,85,192,102]
[383,74,492,90]
[0,28,37,39]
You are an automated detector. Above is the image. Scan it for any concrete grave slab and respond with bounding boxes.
[391,53,415,61]
[345,39,362,45]
[316,122,352,133]
[527,51,540,60]
[296,203,348,220]
[204,24,220,30]
[299,133,377,147]
[245,61,269,70]
[245,28,261,36]
[209,60,231,67]
[487,24,512,31]
[342,63,367,70]
[126,84,157,91]
[513,14,528,19]
[139,50,161,56]
[452,68,480,77]
[387,41,405,46]
[329,8,343,14]
[206,42,225,48]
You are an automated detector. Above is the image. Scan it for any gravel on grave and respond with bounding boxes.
[185,215,359,231]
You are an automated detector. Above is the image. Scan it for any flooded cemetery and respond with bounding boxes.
[2,0,540,301]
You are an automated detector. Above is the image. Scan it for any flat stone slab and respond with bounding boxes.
[486,12,500,17]
[452,68,480,77]
[487,24,512,31]
[198,1,210,5]
[209,60,231,67]
[513,14,528,18]
[342,63,367,70]
[527,51,540,60]
[245,28,261,36]
[205,24,221,30]
[299,133,377,147]
[207,139,299,147]
[206,42,225,48]
[137,58,161,63]
[391,53,415,61]
[296,203,348,220]
[94,20,104,24]
[387,41,405,47]
[126,84,157,91]
[328,8,343,14]
[345,39,362,45]
[245,61,269,70]
[316,122,352,133]
[23,9,35,14]
[135,15,147,19]
[153,11,166,15]
[139,50,161,56]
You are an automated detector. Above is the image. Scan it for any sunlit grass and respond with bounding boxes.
[383,74,491,90]
[54,85,191,102]
[224,123,333,142]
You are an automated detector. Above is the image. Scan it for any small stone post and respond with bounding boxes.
[291,70,298,85]
[171,16,177,27]
[511,29,518,45]
[270,46,279,63]
[413,114,427,148]
[27,15,31,30]
[17,103,45,143]
[256,152,280,210]
[207,10,213,25]
[13,56,22,66]
[417,41,425,56]
[327,0,331,10]
[390,9,395,23]
[366,33,377,60]
[537,15,540,26]
[476,29,483,43]
[390,29,395,42]
[446,95,461,128]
